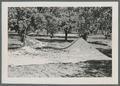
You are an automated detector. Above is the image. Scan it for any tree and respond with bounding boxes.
[33,13,47,35]
[45,14,58,38]
[8,7,112,45]
[8,7,41,45]
[99,7,112,39]
[58,7,74,41]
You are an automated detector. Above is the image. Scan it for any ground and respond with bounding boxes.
[8,32,112,77]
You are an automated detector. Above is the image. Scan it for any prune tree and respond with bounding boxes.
[8,7,47,45]
[73,7,91,40]
[8,7,29,45]
[45,14,58,38]
[99,7,112,38]
[58,7,74,41]
[76,7,112,39]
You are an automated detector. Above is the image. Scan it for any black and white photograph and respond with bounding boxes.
[2,2,118,84]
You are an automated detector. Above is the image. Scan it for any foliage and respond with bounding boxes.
[8,7,112,42]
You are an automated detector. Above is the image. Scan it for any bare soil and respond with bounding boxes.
[8,33,112,77]
[8,60,112,77]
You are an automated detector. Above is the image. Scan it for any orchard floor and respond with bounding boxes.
[8,33,112,77]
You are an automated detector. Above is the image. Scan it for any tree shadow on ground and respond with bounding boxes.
[35,46,63,50]
[8,44,22,50]
[96,48,112,58]
[8,60,112,77]
[61,60,112,77]
[36,38,73,43]
[29,34,78,38]
[65,60,112,77]
[83,60,112,77]
[88,41,108,46]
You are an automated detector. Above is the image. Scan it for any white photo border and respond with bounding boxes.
[1,1,118,84]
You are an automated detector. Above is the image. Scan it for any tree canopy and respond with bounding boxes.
[8,7,112,42]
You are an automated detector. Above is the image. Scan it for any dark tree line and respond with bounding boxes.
[8,7,112,45]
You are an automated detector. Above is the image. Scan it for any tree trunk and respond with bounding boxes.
[20,33,25,46]
[81,32,88,41]
[22,34,26,46]
[78,29,80,37]
[47,31,48,36]
[65,30,68,41]
[19,29,27,47]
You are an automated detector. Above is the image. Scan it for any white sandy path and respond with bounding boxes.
[8,38,111,65]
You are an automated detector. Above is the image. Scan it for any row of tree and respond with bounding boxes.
[8,7,112,44]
